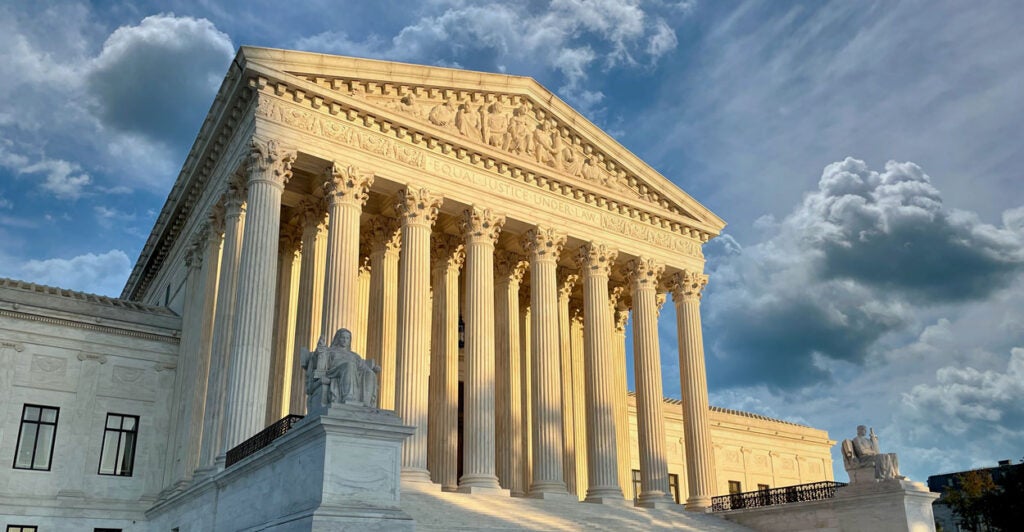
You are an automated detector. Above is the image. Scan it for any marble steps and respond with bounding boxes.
[400,488,753,531]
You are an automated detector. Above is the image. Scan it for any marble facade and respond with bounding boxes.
[0,47,836,530]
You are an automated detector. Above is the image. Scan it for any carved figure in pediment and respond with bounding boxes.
[505,105,532,154]
[560,141,584,176]
[484,103,510,148]
[428,99,457,128]
[456,103,482,141]
[582,157,603,184]
[532,120,560,169]
[388,94,422,118]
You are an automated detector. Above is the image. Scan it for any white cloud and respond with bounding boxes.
[20,159,92,200]
[294,0,684,114]
[640,1,1024,239]
[8,249,131,297]
[902,348,1024,436]
[702,158,1024,388]
[85,14,234,147]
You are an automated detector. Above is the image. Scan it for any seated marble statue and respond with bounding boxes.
[841,425,902,482]
[302,328,380,410]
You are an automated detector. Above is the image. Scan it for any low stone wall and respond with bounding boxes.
[146,405,414,531]
[720,480,938,532]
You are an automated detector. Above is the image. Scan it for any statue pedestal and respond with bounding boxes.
[833,479,939,532]
[147,405,415,531]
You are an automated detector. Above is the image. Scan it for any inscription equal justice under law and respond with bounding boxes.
[256,95,703,260]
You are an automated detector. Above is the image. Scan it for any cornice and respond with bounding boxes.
[245,63,720,244]
[240,46,726,233]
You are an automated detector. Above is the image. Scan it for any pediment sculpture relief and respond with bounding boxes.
[328,79,633,194]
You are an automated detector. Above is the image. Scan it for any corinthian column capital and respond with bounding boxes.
[460,206,505,245]
[208,203,226,237]
[625,258,665,289]
[396,187,443,227]
[368,216,402,254]
[322,162,374,206]
[296,198,327,231]
[671,270,709,301]
[247,138,296,188]
[575,242,617,278]
[431,233,465,272]
[495,250,528,284]
[522,226,566,262]
[279,221,303,256]
[223,175,247,215]
[556,268,578,299]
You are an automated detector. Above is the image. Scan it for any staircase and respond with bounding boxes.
[400,487,754,531]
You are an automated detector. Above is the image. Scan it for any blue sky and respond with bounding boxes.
[1,1,1022,484]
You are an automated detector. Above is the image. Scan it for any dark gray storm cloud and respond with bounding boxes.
[704,158,1024,389]
[84,14,234,149]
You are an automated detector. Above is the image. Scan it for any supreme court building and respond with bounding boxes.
[0,48,833,531]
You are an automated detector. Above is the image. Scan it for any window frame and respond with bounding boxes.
[97,413,139,477]
[8,525,39,532]
[668,473,680,503]
[12,404,59,471]
[728,480,743,494]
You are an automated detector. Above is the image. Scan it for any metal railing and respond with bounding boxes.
[711,481,848,512]
[225,415,304,467]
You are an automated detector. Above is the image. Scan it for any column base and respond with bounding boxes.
[636,492,678,509]
[457,485,511,496]
[401,468,433,484]
[400,479,443,493]
[684,495,712,512]
[529,491,578,503]
[585,494,630,506]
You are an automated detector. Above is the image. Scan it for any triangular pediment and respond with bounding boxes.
[239,46,725,234]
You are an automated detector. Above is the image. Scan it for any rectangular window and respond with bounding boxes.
[668,473,680,503]
[631,469,641,502]
[728,480,742,494]
[8,526,38,532]
[758,483,770,491]
[13,404,59,471]
[98,413,138,476]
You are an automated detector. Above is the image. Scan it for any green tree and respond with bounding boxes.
[943,470,997,531]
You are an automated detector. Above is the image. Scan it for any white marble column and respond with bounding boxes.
[458,207,506,492]
[320,163,374,339]
[198,180,246,472]
[495,251,527,496]
[519,298,534,494]
[394,187,443,482]
[168,235,206,488]
[609,287,632,500]
[627,258,674,507]
[570,307,588,499]
[289,199,327,415]
[672,270,717,510]
[576,243,624,504]
[186,214,222,477]
[366,216,401,410]
[522,226,569,497]
[222,138,296,452]
[266,223,301,424]
[556,270,579,496]
[427,234,463,490]
[355,255,371,356]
